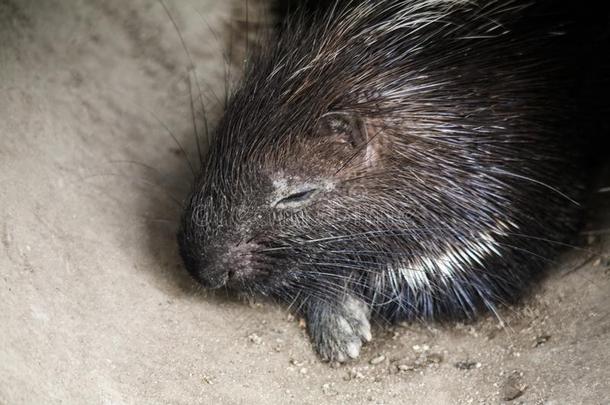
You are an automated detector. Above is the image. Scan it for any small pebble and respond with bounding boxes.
[345,368,365,380]
[290,359,305,367]
[533,334,551,348]
[248,333,262,345]
[502,371,527,401]
[397,364,415,372]
[370,355,386,365]
[426,353,443,363]
[412,344,430,353]
[454,361,480,370]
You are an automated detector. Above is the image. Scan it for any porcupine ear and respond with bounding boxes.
[318,112,380,167]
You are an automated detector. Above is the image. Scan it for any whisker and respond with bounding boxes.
[77,172,183,207]
[159,0,212,163]
[148,109,196,178]
[580,228,610,236]
[108,159,190,190]
[488,167,580,206]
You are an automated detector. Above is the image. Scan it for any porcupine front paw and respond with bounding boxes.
[306,295,372,362]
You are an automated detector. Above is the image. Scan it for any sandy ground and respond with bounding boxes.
[1,1,609,404]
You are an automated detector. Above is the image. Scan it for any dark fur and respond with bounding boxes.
[178,0,608,361]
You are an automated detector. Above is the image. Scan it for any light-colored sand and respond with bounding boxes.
[1,1,608,404]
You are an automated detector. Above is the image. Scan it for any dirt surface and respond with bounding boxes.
[1,1,609,404]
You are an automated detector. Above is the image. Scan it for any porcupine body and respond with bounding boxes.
[178,0,606,361]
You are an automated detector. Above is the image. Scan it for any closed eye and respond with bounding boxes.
[274,188,319,209]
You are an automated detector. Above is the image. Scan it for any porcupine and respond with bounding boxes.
[177,0,608,361]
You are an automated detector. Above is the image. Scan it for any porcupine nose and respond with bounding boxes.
[193,247,229,289]
[198,265,228,289]
[197,242,257,289]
